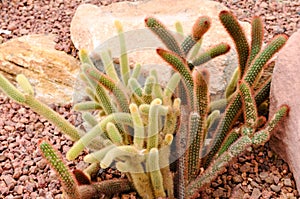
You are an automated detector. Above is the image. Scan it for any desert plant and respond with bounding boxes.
[0,10,289,199]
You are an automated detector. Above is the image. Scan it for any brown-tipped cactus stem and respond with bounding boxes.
[38,140,80,199]
[219,10,249,77]
[243,34,288,86]
[181,16,211,55]
[192,43,230,66]
[157,48,194,107]
[145,16,183,56]
[248,16,264,67]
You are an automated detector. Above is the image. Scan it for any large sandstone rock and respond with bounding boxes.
[0,34,80,104]
[269,29,300,192]
[70,0,251,98]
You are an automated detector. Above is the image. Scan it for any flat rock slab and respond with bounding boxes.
[0,34,80,104]
[269,29,300,192]
[70,0,251,98]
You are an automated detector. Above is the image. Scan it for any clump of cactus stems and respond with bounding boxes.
[0,10,289,199]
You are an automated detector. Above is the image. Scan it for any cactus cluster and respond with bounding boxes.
[0,10,289,199]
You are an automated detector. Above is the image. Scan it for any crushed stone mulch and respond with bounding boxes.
[0,0,299,198]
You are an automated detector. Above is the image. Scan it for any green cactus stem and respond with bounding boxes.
[38,140,80,199]
[181,16,211,55]
[128,78,143,97]
[99,50,120,83]
[73,101,102,111]
[219,10,249,77]
[191,43,230,66]
[145,17,183,56]
[16,74,34,96]
[247,16,264,67]
[83,144,115,164]
[130,103,145,150]
[225,67,240,99]
[115,20,130,86]
[106,122,123,145]
[175,21,184,35]
[79,49,94,66]
[0,73,26,103]
[82,112,98,127]
[163,72,181,105]
[131,63,142,79]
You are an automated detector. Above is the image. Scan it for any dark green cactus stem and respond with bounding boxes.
[0,73,25,103]
[78,179,134,198]
[265,105,289,133]
[157,48,194,107]
[243,35,288,86]
[83,65,130,113]
[219,10,249,77]
[115,20,130,86]
[186,112,202,181]
[225,67,239,99]
[217,128,239,156]
[145,17,183,56]
[148,148,166,198]
[181,16,211,56]
[38,140,80,199]
[248,16,264,67]
[16,74,34,95]
[202,93,243,168]
[191,43,230,66]
[193,69,209,116]
[239,81,257,128]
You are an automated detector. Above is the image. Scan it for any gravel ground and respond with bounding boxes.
[0,0,300,198]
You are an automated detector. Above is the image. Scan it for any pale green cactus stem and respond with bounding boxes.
[206,110,220,131]
[100,145,145,169]
[73,101,102,111]
[150,69,164,100]
[163,72,181,105]
[115,20,130,86]
[265,105,289,133]
[145,16,183,56]
[143,75,155,104]
[239,81,258,128]
[67,112,133,160]
[83,162,100,181]
[99,50,120,82]
[16,74,34,96]
[129,103,145,150]
[82,112,98,127]
[0,73,26,103]
[128,78,143,97]
[38,140,80,199]
[148,148,166,198]
[131,63,142,79]
[84,87,99,103]
[147,98,163,150]
[106,122,123,145]
[225,67,240,99]
[79,49,94,66]
[175,21,184,36]
[84,144,115,163]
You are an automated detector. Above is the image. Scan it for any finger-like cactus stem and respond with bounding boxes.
[145,17,183,56]
[82,112,98,127]
[129,103,145,150]
[219,10,249,77]
[181,16,211,55]
[225,67,240,99]
[16,74,34,96]
[217,128,240,156]
[38,140,80,199]
[148,148,166,198]
[192,43,230,66]
[99,49,120,83]
[84,144,115,163]
[0,73,25,103]
[163,72,181,105]
[131,63,142,79]
[128,78,143,97]
[175,21,184,35]
[206,110,220,131]
[79,49,94,66]
[106,122,123,145]
[115,20,130,86]
[243,34,288,86]
[247,16,264,67]
[73,101,102,111]
[143,76,155,104]
[239,81,257,128]
[265,104,289,133]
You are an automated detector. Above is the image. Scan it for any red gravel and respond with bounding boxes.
[0,0,300,198]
